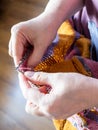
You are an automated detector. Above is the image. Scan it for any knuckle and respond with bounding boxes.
[11,24,18,33]
[33,72,43,81]
[11,22,24,34]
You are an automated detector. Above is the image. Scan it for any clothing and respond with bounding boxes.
[71,0,98,60]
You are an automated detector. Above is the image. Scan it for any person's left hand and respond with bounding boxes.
[18,71,96,119]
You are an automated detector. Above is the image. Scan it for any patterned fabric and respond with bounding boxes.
[71,0,98,60]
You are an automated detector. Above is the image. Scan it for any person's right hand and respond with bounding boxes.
[19,71,98,119]
[9,13,58,67]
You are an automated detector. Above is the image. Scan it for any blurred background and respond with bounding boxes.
[0,0,55,130]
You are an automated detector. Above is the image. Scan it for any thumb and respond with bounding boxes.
[24,71,51,85]
[27,45,47,67]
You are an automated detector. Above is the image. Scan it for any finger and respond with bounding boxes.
[25,100,44,116]
[24,71,52,85]
[19,72,52,99]
[26,86,45,103]
[9,36,23,66]
[27,45,47,67]
[10,25,26,66]
[12,34,24,66]
[18,73,31,98]
[26,86,56,118]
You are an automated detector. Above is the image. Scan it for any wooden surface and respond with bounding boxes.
[0,0,55,130]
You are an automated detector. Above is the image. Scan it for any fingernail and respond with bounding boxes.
[24,71,34,77]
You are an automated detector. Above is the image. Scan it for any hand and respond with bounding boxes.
[19,71,96,119]
[9,13,57,67]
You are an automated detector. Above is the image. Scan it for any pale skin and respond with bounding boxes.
[9,0,98,119]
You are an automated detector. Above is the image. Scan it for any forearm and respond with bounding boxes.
[44,0,84,31]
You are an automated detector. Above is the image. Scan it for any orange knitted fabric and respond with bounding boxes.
[34,20,91,75]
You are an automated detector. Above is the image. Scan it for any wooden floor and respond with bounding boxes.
[0,0,55,130]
